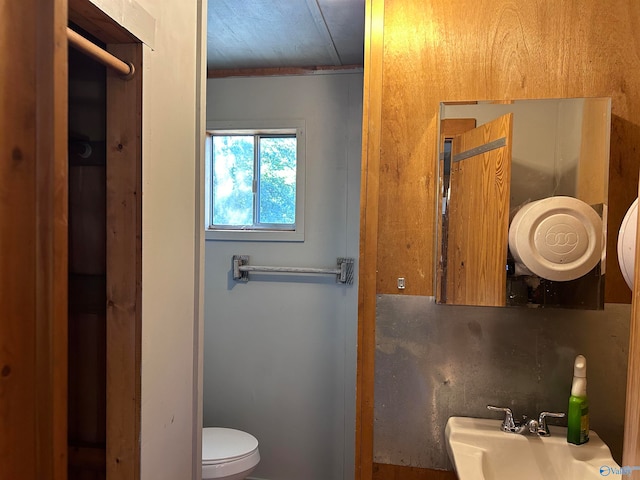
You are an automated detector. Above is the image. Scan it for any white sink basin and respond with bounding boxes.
[445,416,621,480]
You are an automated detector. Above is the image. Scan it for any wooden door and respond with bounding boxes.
[0,1,68,479]
[441,113,513,306]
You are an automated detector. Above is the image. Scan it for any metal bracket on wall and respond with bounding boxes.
[232,255,355,285]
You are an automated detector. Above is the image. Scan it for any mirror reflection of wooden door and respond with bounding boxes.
[442,113,513,306]
[437,118,476,303]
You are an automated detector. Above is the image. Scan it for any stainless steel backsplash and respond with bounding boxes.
[374,295,630,469]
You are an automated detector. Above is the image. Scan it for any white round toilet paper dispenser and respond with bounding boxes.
[508,196,603,281]
[617,198,637,290]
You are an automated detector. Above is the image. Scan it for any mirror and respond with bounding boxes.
[436,98,611,309]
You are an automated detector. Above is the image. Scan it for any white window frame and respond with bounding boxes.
[205,119,306,242]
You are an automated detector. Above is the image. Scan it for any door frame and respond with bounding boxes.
[623,181,640,471]
[0,1,144,479]
[1,0,68,479]
[68,3,144,479]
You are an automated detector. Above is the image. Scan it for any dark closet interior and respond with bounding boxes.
[68,27,107,480]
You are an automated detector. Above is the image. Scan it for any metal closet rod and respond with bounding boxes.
[66,27,135,79]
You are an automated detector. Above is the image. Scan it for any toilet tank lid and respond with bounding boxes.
[202,427,259,463]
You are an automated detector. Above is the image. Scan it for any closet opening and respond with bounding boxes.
[66,8,142,480]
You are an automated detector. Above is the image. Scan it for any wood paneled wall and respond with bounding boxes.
[357,0,640,478]
[373,0,640,299]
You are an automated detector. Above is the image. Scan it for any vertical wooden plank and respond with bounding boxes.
[36,0,69,475]
[623,179,640,477]
[106,43,142,480]
[0,0,68,479]
[0,2,39,477]
[356,1,384,479]
[375,0,437,298]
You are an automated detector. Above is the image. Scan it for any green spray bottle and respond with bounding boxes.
[567,354,589,445]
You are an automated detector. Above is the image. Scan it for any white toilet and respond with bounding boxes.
[202,427,260,480]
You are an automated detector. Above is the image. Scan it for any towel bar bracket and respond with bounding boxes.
[233,255,251,282]
[232,255,354,285]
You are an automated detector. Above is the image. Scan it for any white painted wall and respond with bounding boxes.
[96,0,206,478]
[204,73,362,480]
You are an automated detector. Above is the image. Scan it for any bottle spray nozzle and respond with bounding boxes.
[573,354,587,378]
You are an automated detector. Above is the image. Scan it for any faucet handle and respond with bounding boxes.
[487,405,517,432]
[537,411,566,436]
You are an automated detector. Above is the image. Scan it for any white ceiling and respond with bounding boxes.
[207,0,365,71]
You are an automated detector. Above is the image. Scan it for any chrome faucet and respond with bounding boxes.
[487,405,565,436]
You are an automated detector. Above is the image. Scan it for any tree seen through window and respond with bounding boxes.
[211,133,297,228]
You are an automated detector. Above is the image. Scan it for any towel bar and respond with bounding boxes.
[232,255,354,285]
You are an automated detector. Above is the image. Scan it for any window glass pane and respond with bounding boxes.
[258,136,297,225]
[212,135,254,225]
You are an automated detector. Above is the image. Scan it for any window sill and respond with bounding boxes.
[205,229,304,242]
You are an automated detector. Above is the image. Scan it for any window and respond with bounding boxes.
[205,120,305,241]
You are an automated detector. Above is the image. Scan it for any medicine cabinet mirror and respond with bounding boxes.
[436,98,611,309]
